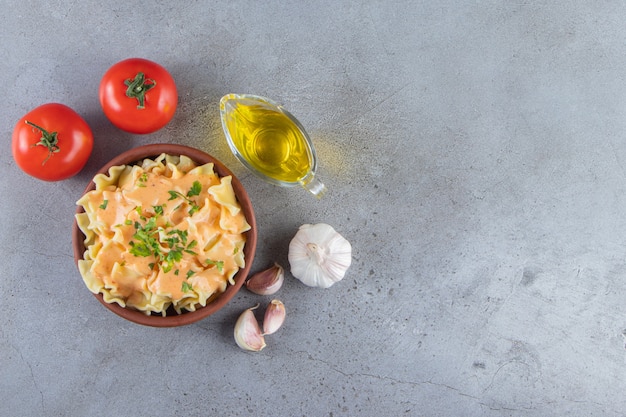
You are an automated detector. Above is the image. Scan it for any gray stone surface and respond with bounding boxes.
[2,1,626,416]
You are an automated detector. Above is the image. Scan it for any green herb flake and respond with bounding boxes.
[164,235,180,249]
[99,199,109,210]
[168,183,201,216]
[137,173,148,187]
[186,270,196,279]
[161,262,173,273]
[167,190,180,201]
[187,181,202,197]
[129,215,161,259]
[206,259,224,273]
[181,281,193,292]
[127,196,204,276]
[129,240,153,257]
[166,249,183,264]
[144,216,157,230]
[184,239,198,255]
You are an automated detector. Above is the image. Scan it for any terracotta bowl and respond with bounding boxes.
[72,144,257,327]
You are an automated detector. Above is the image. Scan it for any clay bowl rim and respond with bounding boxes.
[71,143,257,327]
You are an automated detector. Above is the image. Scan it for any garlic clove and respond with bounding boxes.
[245,263,284,295]
[234,304,266,351]
[288,223,352,288]
[262,299,286,335]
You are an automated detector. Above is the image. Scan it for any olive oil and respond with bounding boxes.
[222,99,313,183]
[220,94,326,198]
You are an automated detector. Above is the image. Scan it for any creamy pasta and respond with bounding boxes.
[75,153,250,316]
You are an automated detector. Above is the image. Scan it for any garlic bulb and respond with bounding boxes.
[288,223,352,288]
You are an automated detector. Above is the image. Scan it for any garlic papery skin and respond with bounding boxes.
[262,299,286,335]
[234,304,266,352]
[245,263,284,295]
[288,223,352,288]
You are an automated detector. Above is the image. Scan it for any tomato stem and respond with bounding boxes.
[124,72,156,109]
[25,120,60,165]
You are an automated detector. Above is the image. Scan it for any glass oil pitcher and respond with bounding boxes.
[219,94,326,198]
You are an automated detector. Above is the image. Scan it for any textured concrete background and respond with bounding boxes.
[2,1,626,416]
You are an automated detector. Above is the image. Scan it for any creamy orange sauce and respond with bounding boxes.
[76,156,249,316]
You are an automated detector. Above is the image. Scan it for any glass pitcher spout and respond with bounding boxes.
[300,174,327,199]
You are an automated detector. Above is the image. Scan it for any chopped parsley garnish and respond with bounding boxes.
[188,181,202,197]
[182,270,195,292]
[128,209,199,274]
[153,204,164,216]
[168,180,202,215]
[205,259,224,273]
[164,229,188,248]
[185,240,198,254]
[137,173,148,187]
[99,199,108,210]
[128,217,160,258]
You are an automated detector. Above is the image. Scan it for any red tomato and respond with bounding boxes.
[99,58,178,134]
[12,103,94,181]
